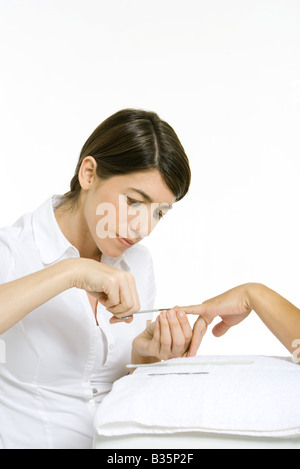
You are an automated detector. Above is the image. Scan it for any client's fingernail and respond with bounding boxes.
[161,310,167,320]
[168,309,175,319]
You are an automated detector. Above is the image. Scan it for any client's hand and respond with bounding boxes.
[131,310,193,364]
[174,284,252,356]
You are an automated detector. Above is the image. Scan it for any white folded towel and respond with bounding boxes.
[94,355,300,438]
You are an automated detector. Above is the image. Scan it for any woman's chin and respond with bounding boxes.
[98,237,130,259]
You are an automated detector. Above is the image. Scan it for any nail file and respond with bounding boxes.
[121,308,171,320]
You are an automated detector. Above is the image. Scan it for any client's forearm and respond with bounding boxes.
[247,283,300,354]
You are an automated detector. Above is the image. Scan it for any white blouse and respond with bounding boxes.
[0,196,155,449]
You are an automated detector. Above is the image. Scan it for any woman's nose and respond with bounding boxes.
[129,218,151,239]
[128,209,157,239]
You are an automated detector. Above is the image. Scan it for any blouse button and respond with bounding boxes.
[109,344,114,351]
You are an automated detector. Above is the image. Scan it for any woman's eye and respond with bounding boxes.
[127,197,142,207]
[154,210,164,220]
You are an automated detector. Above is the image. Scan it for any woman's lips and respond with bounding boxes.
[116,235,136,248]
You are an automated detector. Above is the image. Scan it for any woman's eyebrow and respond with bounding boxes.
[127,188,153,203]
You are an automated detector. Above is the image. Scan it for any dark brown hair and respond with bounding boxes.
[61,109,191,207]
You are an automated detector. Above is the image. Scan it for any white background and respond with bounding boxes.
[0,0,299,356]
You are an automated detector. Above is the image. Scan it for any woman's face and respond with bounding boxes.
[80,157,176,258]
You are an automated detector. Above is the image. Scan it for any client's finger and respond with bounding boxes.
[187,316,208,357]
[174,304,208,316]
[212,320,231,337]
[176,310,193,350]
[167,310,186,356]
[159,311,172,359]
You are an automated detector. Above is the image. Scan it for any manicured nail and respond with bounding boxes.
[168,309,175,319]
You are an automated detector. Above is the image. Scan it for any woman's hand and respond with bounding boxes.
[71,258,139,321]
[131,309,193,364]
[174,284,253,356]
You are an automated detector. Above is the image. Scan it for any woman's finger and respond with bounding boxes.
[107,274,140,317]
[125,272,140,313]
[109,315,134,324]
[107,282,133,314]
[97,280,120,309]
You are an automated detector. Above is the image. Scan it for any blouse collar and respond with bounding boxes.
[32,195,131,271]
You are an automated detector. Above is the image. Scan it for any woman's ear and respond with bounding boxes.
[78,156,97,190]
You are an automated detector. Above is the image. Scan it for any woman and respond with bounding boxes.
[0,109,192,449]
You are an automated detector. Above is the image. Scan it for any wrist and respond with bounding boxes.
[131,350,159,365]
[131,350,155,365]
[58,258,83,290]
[244,283,265,311]
[131,337,159,365]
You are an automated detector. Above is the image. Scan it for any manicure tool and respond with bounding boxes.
[121,308,171,320]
